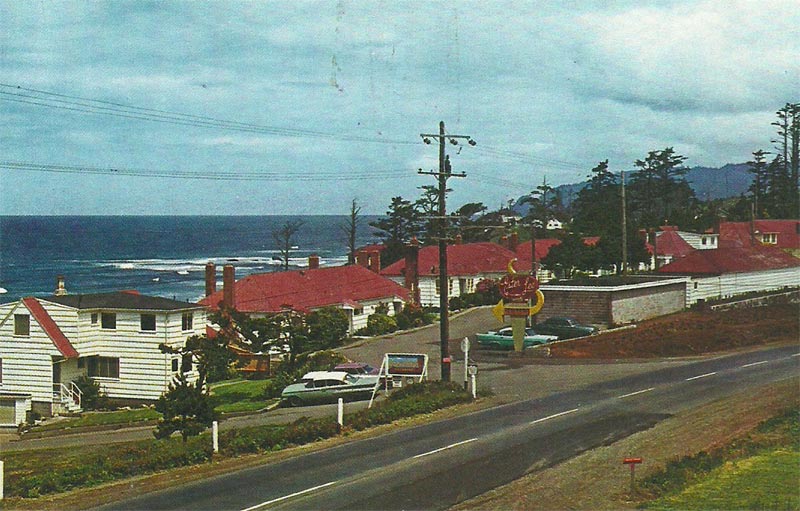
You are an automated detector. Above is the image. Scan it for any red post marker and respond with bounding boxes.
[623,458,643,496]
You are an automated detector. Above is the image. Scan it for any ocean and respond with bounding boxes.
[0,216,383,304]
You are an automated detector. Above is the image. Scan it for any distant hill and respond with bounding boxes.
[513,163,751,214]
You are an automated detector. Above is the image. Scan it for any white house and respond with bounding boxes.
[657,245,800,305]
[381,242,521,307]
[0,288,206,424]
[199,260,409,335]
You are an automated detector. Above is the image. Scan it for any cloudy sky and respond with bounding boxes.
[1,0,797,215]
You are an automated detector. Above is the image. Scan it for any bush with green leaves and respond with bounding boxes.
[154,373,216,442]
[72,375,106,410]
[395,304,435,330]
[364,313,398,336]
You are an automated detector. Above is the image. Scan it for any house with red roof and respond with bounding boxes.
[0,279,207,423]
[381,242,520,307]
[657,245,800,305]
[719,220,800,256]
[199,258,409,334]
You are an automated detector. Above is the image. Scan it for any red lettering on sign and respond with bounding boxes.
[623,457,643,464]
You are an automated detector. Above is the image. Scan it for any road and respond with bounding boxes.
[97,343,799,511]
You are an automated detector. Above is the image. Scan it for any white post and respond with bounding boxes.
[1,460,4,500]
[463,338,469,391]
[470,374,476,399]
[212,421,219,453]
[337,398,344,431]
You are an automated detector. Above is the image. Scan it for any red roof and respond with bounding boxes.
[719,220,800,250]
[200,265,409,313]
[22,297,79,358]
[656,229,695,258]
[657,245,800,275]
[514,239,562,262]
[382,242,523,276]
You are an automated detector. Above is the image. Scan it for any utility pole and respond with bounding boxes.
[419,121,473,382]
[621,170,627,275]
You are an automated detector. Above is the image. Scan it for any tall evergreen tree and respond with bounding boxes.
[571,160,620,236]
[747,150,770,217]
[629,148,694,228]
[340,199,361,265]
[369,196,421,267]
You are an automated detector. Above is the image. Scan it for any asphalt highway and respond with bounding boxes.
[97,344,799,511]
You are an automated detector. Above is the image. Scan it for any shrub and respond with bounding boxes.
[365,313,397,336]
[73,375,105,410]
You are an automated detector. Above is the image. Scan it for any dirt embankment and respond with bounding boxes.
[549,303,799,359]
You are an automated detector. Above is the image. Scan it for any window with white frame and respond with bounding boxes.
[181,312,193,331]
[761,233,778,244]
[101,312,116,330]
[88,356,119,379]
[91,313,98,325]
[140,314,156,332]
[14,314,30,336]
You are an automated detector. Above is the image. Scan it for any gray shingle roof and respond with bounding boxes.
[40,292,203,311]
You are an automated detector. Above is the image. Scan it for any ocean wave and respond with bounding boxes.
[97,254,350,273]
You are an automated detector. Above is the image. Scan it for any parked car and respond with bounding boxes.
[281,371,379,406]
[333,362,379,375]
[476,327,557,350]
[531,317,597,339]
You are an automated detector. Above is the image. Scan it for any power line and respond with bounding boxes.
[0,83,416,146]
[0,161,415,182]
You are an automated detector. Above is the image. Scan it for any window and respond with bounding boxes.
[88,356,119,379]
[0,358,3,383]
[435,278,440,295]
[172,358,179,372]
[761,233,778,244]
[90,313,98,325]
[14,314,30,336]
[101,313,116,330]
[181,354,193,373]
[140,314,156,332]
[181,312,193,331]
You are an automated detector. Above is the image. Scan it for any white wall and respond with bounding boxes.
[0,301,62,405]
[687,267,800,305]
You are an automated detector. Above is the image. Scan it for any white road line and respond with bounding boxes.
[792,353,800,357]
[686,372,717,381]
[530,408,580,425]
[413,438,478,459]
[617,387,655,399]
[241,481,337,511]
[741,360,769,368]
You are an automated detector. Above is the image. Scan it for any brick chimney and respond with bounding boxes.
[308,254,320,270]
[204,262,216,297]
[509,232,519,252]
[367,250,381,273]
[356,250,369,268]
[500,235,508,249]
[54,275,67,296]
[222,265,236,309]
[404,238,421,305]
[454,234,463,245]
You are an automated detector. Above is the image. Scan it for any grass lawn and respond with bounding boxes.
[30,379,273,433]
[208,378,273,414]
[32,408,161,432]
[645,448,800,510]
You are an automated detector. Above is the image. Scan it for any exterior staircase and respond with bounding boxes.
[53,382,83,414]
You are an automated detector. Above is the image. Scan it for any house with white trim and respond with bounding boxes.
[381,242,521,307]
[657,245,800,305]
[0,286,206,425]
[199,259,409,335]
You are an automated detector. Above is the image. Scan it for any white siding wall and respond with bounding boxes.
[687,267,800,305]
[402,272,506,308]
[0,302,62,404]
[75,308,205,401]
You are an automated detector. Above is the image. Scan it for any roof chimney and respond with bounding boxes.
[222,265,236,309]
[205,262,216,297]
[308,254,320,270]
[454,234,463,245]
[404,238,421,305]
[367,250,381,273]
[356,250,369,268]
[509,232,519,251]
[54,275,67,296]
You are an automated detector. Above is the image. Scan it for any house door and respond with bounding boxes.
[52,361,62,384]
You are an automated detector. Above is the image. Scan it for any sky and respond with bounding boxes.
[1,0,797,215]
